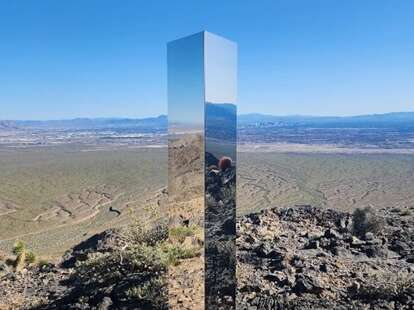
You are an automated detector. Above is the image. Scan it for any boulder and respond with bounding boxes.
[292,275,324,295]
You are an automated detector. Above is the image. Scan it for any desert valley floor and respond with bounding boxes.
[0,145,413,259]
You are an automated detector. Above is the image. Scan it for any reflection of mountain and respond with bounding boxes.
[205,103,236,141]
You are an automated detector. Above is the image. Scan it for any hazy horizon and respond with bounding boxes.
[1,110,414,122]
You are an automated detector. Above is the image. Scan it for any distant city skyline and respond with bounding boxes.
[1,1,413,120]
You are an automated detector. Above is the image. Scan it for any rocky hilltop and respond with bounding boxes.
[1,204,413,309]
[237,205,414,309]
[0,224,170,310]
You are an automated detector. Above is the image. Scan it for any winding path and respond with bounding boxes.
[0,192,125,243]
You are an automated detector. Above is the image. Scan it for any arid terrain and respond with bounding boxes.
[0,145,167,258]
[238,152,414,215]
[1,113,414,309]
[3,141,413,260]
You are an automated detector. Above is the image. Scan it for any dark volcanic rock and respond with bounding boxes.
[293,274,324,295]
[1,203,413,309]
[61,229,121,268]
[237,205,414,309]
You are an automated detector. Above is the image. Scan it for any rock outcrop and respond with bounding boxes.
[237,205,414,309]
[1,204,413,309]
[0,225,169,310]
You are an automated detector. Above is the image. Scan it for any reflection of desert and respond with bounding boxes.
[168,133,204,310]
[168,133,204,226]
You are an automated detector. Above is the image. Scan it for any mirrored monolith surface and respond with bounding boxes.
[204,32,237,310]
[168,31,237,310]
[168,32,205,310]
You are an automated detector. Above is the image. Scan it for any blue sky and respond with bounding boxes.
[0,0,413,120]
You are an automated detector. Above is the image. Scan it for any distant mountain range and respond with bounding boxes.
[0,115,168,130]
[1,112,414,131]
[238,112,414,128]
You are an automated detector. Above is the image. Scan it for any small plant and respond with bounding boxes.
[352,207,384,239]
[25,250,36,264]
[165,244,201,266]
[12,240,25,256]
[13,241,27,271]
[126,277,167,308]
[12,240,36,271]
[169,225,199,243]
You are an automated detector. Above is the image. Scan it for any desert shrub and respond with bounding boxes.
[12,240,25,256]
[25,250,36,264]
[46,216,200,309]
[123,223,168,247]
[352,207,384,238]
[12,240,36,270]
[48,224,170,309]
[166,244,201,266]
[169,225,199,243]
[125,276,167,302]
[167,225,202,265]
[73,244,169,308]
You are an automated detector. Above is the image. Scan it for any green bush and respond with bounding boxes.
[60,225,170,309]
[25,251,36,264]
[169,225,200,243]
[166,244,200,266]
[12,240,36,270]
[12,240,25,256]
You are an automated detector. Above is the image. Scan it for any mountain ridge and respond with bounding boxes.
[2,111,414,130]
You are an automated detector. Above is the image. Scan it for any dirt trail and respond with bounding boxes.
[0,192,125,243]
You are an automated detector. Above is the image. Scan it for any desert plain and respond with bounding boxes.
[1,143,413,259]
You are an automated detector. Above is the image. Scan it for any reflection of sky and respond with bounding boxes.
[168,32,204,127]
[168,31,237,130]
[203,32,237,161]
[205,32,237,104]
[204,32,237,103]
